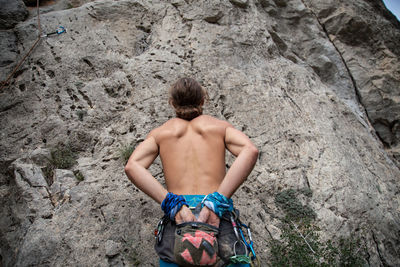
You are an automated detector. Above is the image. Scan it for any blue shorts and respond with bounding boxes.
[160,258,250,267]
[183,195,206,209]
[157,195,250,267]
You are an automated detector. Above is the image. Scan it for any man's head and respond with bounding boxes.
[169,77,206,120]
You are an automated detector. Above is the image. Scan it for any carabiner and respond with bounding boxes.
[155,217,165,243]
[230,214,240,240]
[42,26,67,38]
[233,240,248,257]
[56,26,66,34]
[247,227,253,242]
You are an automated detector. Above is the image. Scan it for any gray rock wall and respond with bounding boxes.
[0,0,399,266]
[0,0,28,30]
[305,0,400,160]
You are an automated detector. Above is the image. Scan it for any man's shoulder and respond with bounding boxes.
[192,115,231,127]
[160,117,187,129]
[191,115,233,135]
[148,118,186,138]
[150,116,231,136]
[194,114,221,122]
[159,115,230,126]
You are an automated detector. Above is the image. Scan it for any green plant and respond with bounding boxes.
[299,187,313,197]
[74,81,84,88]
[270,188,367,266]
[76,110,87,121]
[128,250,141,266]
[338,236,366,266]
[270,221,338,267]
[119,144,134,164]
[50,145,77,169]
[43,144,78,184]
[275,188,316,221]
[270,223,366,267]
[124,244,141,266]
[73,170,85,182]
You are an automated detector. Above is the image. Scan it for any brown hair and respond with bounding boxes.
[169,77,206,120]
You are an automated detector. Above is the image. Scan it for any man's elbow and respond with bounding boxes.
[124,164,131,175]
[124,160,137,176]
[247,144,259,162]
[125,161,140,185]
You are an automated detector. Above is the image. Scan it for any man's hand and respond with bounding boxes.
[198,206,220,228]
[175,205,196,224]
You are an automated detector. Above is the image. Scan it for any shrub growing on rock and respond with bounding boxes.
[42,144,78,184]
[271,188,367,266]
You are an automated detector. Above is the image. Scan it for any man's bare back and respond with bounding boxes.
[124,78,258,265]
[126,114,257,199]
[150,115,230,195]
[125,77,258,226]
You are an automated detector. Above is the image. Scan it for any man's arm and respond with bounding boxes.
[218,126,259,198]
[198,126,258,226]
[125,133,196,223]
[124,133,168,204]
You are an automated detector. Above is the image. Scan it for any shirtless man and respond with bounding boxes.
[125,77,258,266]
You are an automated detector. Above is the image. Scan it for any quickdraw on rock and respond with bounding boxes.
[41,26,66,38]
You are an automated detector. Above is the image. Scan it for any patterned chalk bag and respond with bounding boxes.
[173,222,219,267]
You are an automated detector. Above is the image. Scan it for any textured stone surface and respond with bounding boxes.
[0,0,399,266]
[0,29,21,83]
[304,0,400,160]
[105,240,122,257]
[0,0,28,30]
[49,169,77,205]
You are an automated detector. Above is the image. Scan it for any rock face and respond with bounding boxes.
[0,0,28,82]
[0,0,28,30]
[305,0,400,169]
[0,0,399,266]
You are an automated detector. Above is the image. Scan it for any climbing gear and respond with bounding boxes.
[201,192,233,218]
[228,211,260,267]
[155,195,257,266]
[230,240,250,264]
[41,26,66,38]
[155,216,167,244]
[230,254,251,264]
[238,223,260,267]
[161,192,189,221]
[230,213,240,240]
[239,223,256,259]
[174,222,219,267]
